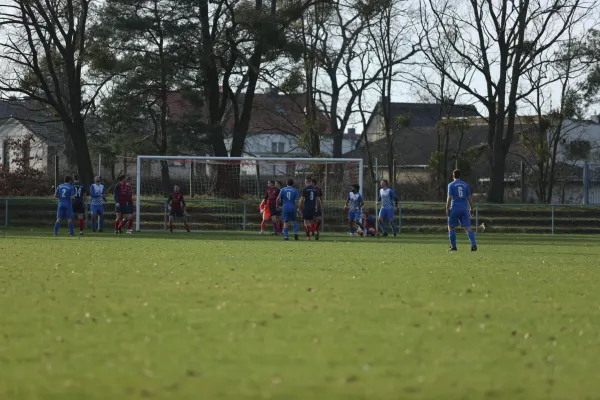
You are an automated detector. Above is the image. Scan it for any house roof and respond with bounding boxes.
[0,99,65,144]
[165,90,332,136]
[362,101,480,143]
[347,122,533,166]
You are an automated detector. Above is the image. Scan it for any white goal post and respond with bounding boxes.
[135,155,364,232]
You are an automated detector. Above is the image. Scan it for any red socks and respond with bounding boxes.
[184,223,190,232]
[311,223,317,233]
[127,219,133,230]
[169,222,173,232]
[78,219,84,231]
[316,220,321,231]
[305,225,310,237]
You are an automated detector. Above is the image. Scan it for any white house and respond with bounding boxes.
[555,118,600,165]
[0,117,61,172]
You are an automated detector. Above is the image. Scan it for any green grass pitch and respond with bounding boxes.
[1,229,600,399]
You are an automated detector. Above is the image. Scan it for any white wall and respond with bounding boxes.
[0,119,48,172]
[557,120,600,165]
[224,132,356,157]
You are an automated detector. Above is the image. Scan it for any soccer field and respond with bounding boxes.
[1,230,599,399]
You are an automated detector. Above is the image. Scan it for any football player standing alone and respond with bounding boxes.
[446,169,477,251]
[168,185,190,233]
[377,180,399,237]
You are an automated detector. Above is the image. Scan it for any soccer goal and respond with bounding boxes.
[135,156,364,232]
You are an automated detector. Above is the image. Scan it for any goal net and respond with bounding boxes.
[134,156,364,232]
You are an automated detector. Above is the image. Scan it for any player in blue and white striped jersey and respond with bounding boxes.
[377,180,399,237]
[89,176,107,232]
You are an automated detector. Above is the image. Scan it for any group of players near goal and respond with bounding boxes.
[257,169,477,250]
[53,174,189,236]
[52,168,477,250]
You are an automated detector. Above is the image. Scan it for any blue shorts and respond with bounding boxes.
[348,210,361,221]
[448,209,470,228]
[57,204,73,219]
[91,205,104,216]
[282,209,296,222]
[379,207,394,222]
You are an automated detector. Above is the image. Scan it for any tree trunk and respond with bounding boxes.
[68,117,94,187]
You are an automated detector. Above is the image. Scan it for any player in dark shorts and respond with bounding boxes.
[168,185,190,232]
[72,174,86,235]
[300,177,321,240]
[312,178,322,235]
[113,175,129,234]
[124,176,135,233]
[264,180,280,235]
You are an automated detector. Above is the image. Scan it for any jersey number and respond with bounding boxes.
[61,188,67,198]
[74,187,81,197]
[310,192,314,200]
[458,187,464,198]
[286,192,291,200]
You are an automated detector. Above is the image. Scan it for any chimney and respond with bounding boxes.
[348,128,356,135]
[269,87,279,96]
[591,113,600,124]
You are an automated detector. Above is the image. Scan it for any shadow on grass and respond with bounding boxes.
[1,228,599,247]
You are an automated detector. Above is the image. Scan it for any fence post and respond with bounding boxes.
[243,200,247,231]
[164,201,168,231]
[551,205,555,234]
[583,162,589,205]
[84,199,88,228]
[4,199,7,227]
[375,158,378,233]
[475,205,479,233]
[520,161,525,203]
[398,204,402,233]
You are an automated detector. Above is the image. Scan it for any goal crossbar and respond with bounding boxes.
[135,155,364,231]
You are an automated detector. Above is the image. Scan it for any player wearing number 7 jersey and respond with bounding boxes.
[446,169,477,251]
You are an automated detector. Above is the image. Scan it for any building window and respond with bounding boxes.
[568,140,591,160]
[272,142,285,154]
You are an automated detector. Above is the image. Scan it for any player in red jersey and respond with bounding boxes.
[264,180,280,235]
[113,175,130,234]
[124,176,135,233]
[168,185,190,232]
[312,178,323,235]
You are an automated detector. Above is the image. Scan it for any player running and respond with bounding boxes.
[168,185,190,233]
[300,177,321,240]
[277,179,299,241]
[54,176,75,237]
[113,175,130,234]
[446,169,477,251]
[90,176,106,232]
[72,174,86,235]
[377,180,399,237]
[312,178,322,234]
[264,180,281,235]
[345,184,364,236]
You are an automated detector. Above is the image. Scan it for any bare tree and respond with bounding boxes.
[367,0,421,187]
[420,0,592,202]
[195,0,321,196]
[0,0,97,185]
[519,32,587,203]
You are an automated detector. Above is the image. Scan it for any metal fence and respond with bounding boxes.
[2,197,600,234]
